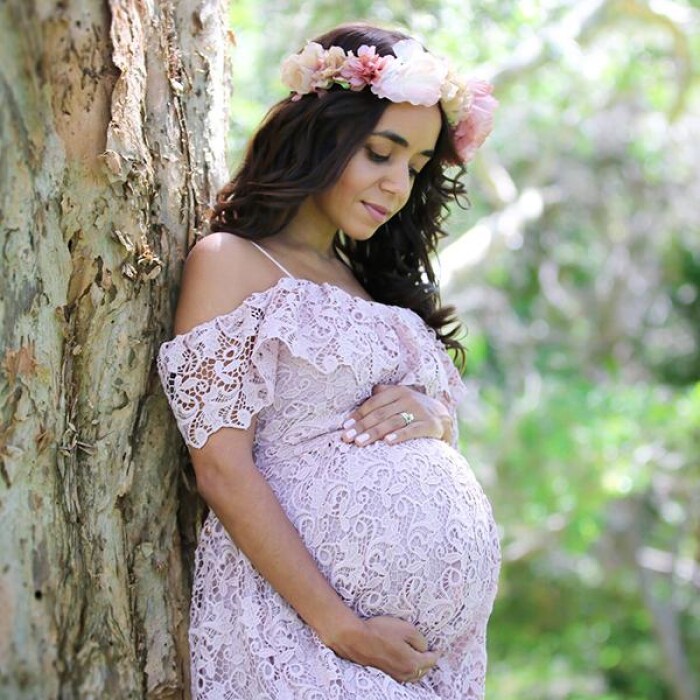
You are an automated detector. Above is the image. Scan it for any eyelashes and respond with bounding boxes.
[365,147,389,163]
[365,147,419,178]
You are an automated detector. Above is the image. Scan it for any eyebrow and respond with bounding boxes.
[371,130,434,158]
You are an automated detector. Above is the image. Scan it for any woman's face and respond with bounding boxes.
[312,102,442,241]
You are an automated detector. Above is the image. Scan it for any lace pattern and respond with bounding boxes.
[157,277,500,699]
[157,277,465,450]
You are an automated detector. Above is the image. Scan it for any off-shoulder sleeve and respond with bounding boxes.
[395,315,467,450]
[437,350,466,449]
[156,305,276,449]
[415,338,464,450]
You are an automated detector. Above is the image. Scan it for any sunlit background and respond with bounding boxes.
[225,1,700,697]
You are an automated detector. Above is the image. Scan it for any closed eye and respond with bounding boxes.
[366,147,420,179]
[366,147,389,163]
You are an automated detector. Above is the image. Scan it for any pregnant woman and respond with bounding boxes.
[158,22,501,699]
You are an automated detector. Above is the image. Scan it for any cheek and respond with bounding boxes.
[324,180,355,211]
[319,154,373,213]
[338,154,374,194]
[320,184,347,213]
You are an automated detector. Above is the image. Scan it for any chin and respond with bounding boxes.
[341,226,381,242]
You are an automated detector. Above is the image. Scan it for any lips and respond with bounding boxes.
[362,202,390,223]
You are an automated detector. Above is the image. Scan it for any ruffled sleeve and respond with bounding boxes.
[420,339,465,449]
[437,345,467,410]
[436,348,466,449]
[393,315,466,450]
[157,304,276,449]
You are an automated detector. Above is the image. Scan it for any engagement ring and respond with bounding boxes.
[400,411,415,426]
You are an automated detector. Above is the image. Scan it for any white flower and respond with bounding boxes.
[371,39,447,106]
[440,70,472,124]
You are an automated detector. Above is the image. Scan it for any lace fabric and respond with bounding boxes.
[157,277,500,699]
[158,277,465,450]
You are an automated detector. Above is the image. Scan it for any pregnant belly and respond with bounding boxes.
[262,438,501,648]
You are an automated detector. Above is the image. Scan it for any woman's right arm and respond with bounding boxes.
[173,234,439,683]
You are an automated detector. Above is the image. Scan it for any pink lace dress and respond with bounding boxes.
[157,274,501,700]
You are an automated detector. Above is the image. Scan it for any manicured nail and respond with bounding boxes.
[343,418,356,430]
[355,433,369,445]
[343,429,357,441]
[385,433,397,443]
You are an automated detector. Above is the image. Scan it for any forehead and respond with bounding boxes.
[372,102,442,153]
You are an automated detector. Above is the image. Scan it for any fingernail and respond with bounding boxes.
[355,433,369,445]
[343,429,357,441]
[343,418,356,430]
[385,433,397,443]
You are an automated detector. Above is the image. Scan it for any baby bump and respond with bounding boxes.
[265,439,501,645]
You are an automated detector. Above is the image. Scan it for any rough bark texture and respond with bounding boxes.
[0,1,230,697]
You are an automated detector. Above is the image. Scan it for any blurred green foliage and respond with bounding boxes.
[226,1,700,697]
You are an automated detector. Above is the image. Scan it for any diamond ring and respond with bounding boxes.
[400,411,415,427]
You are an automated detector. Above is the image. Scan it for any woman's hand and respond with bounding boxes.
[323,614,440,684]
[341,384,452,447]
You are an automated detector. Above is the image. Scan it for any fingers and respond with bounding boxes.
[341,385,450,446]
[341,385,422,446]
[400,650,440,684]
[405,628,429,653]
[394,651,440,683]
[341,410,418,446]
[343,616,439,684]
[347,385,402,424]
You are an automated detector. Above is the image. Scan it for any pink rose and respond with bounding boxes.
[453,79,497,163]
[340,45,389,90]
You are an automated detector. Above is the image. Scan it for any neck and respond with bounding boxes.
[274,198,338,261]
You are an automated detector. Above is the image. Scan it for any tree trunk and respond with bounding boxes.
[0,1,230,697]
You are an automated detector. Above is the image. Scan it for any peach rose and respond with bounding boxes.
[280,42,327,95]
[314,46,346,87]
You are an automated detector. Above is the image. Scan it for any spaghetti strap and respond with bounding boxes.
[249,240,295,279]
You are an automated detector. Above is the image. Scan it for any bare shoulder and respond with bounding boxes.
[173,233,281,335]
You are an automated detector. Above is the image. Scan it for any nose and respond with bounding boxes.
[379,160,412,203]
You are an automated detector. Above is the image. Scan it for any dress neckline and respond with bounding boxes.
[275,275,381,308]
[249,240,375,305]
[166,275,416,343]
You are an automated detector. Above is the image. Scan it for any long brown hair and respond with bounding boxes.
[211,23,468,366]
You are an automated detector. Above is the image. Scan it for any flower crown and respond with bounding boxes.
[280,38,497,164]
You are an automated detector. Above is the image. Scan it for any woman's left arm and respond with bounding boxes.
[341,384,454,447]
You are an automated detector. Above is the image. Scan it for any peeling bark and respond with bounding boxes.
[0,1,231,697]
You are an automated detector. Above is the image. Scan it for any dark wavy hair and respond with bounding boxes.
[210,23,468,366]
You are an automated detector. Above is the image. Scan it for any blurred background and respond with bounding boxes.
[225,1,700,698]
